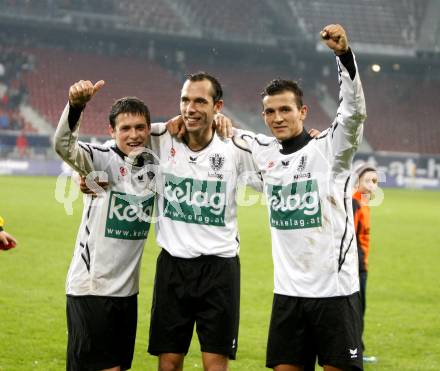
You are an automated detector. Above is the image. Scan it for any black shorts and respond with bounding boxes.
[148,249,240,359]
[266,292,363,370]
[66,294,137,371]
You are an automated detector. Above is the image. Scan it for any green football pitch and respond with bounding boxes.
[1,176,439,370]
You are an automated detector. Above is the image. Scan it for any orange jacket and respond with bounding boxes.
[352,192,371,272]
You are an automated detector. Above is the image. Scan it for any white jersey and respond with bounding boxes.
[54,104,155,297]
[239,50,366,298]
[149,127,260,258]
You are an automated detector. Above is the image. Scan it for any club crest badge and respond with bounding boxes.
[297,155,307,172]
[209,153,225,172]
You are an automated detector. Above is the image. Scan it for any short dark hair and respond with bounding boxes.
[109,97,151,129]
[186,72,223,103]
[261,79,304,109]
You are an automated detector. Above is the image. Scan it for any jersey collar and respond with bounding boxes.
[279,129,312,155]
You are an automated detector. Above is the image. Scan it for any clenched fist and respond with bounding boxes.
[69,79,105,108]
[320,24,349,56]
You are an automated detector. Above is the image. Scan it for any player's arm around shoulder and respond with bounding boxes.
[212,112,274,152]
[148,119,174,156]
[232,129,271,193]
[233,128,274,153]
[214,113,272,179]
[53,80,105,176]
[231,129,255,170]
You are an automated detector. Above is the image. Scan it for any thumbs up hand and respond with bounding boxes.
[68,79,105,108]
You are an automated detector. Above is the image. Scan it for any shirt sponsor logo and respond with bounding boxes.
[163,173,226,226]
[267,179,322,230]
[105,191,154,239]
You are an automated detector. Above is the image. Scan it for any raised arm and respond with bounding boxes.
[321,24,367,173]
[53,80,105,176]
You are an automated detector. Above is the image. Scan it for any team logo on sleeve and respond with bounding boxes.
[105,191,154,239]
[267,179,322,230]
[163,173,226,226]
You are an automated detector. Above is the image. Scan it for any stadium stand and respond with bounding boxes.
[0,0,53,17]
[22,47,181,136]
[320,69,439,154]
[170,0,276,44]
[0,45,32,132]
[10,42,439,154]
[58,0,117,15]
[116,0,188,35]
[287,0,428,48]
[0,0,438,155]
[0,0,191,39]
[0,0,433,51]
[361,74,440,154]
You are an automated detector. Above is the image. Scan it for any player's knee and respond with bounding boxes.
[204,366,229,371]
[158,363,182,371]
[202,355,229,371]
[158,354,184,371]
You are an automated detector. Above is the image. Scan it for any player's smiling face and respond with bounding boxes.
[262,91,308,142]
[180,79,223,134]
[109,113,150,156]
